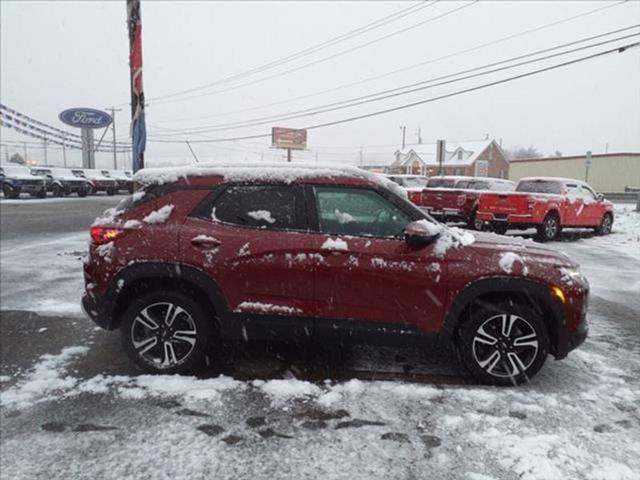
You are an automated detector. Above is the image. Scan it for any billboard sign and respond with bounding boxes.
[59,108,112,129]
[272,127,307,150]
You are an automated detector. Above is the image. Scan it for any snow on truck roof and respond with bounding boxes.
[134,162,395,188]
[518,177,591,186]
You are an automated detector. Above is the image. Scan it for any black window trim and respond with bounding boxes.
[305,183,426,240]
[191,182,310,233]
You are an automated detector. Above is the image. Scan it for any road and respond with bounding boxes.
[1,198,639,480]
[0,195,123,239]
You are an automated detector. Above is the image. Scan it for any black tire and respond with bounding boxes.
[536,213,560,242]
[34,189,46,198]
[120,290,213,375]
[595,212,613,235]
[457,300,550,386]
[128,185,134,194]
[467,209,483,231]
[77,188,88,198]
[492,224,508,235]
[52,184,65,197]
[107,187,116,196]
[3,185,19,199]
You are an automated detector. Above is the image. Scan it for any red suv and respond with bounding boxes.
[83,164,589,385]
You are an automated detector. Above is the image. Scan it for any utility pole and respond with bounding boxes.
[4,145,9,162]
[437,139,446,176]
[106,107,123,169]
[43,133,48,165]
[585,150,592,182]
[287,148,291,163]
[61,134,67,167]
[400,126,406,150]
[23,142,28,163]
[359,147,363,166]
[315,152,319,164]
[417,128,422,145]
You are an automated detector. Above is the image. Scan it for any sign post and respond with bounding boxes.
[59,108,112,169]
[585,150,592,182]
[271,127,307,162]
[127,0,146,173]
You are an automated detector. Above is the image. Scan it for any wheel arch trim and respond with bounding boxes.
[102,262,227,329]
[437,276,563,350]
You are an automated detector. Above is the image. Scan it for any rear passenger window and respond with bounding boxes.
[213,185,303,230]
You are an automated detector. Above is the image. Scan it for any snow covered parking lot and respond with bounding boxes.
[1,204,639,479]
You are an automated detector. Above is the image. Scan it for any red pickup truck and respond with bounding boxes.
[476,177,614,240]
[410,176,516,229]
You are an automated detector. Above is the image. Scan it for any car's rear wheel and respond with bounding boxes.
[492,224,508,235]
[595,213,613,235]
[537,213,560,241]
[457,301,550,386]
[467,209,483,231]
[77,188,88,198]
[120,291,212,375]
[107,187,116,196]
[52,184,65,197]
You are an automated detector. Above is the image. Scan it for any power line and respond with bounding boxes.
[150,0,628,124]
[147,29,639,136]
[146,41,639,144]
[147,1,477,106]
[141,1,435,104]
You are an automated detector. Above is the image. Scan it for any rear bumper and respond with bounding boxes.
[476,212,536,224]
[82,291,115,330]
[425,207,466,219]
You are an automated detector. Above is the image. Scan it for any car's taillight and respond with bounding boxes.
[90,226,126,245]
[457,194,467,206]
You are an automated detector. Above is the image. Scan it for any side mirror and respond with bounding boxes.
[404,220,442,247]
[596,193,605,202]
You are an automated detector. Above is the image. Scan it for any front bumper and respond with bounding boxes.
[555,315,588,359]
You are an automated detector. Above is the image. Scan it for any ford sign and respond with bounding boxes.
[59,108,112,129]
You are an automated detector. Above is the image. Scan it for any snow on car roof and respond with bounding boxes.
[134,162,395,188]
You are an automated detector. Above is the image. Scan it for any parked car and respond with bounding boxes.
[476,177,614,240]
[0,164,47,198]
[103,170,133,193]
[411,176,516,229]
[31,166,91,197]
[72,168,118,195]
[83,164,589,385]
[386,175,429,192]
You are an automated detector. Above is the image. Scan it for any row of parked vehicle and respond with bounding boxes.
[0,164,133,199]
[387,174,614,241]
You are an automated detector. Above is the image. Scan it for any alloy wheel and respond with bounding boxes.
[544,217,558,239]
[472,313,539,379]
[130,302,198,369]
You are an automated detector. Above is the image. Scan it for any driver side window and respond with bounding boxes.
[314,187,410,238]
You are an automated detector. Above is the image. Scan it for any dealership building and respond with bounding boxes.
[508,152,640,193]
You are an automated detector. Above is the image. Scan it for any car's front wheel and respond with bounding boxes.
[120,291,213,375]
[458,301,550,386]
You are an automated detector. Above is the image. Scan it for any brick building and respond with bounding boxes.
[363,140,509,178]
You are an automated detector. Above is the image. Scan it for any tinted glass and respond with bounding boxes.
[213,185,301,230]
[427,178,456,188]
[516,180,562,194]
[314,187,410,238]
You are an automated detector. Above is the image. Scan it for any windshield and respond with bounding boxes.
[516,179,562,194]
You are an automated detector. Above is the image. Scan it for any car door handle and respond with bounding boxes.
[191,238,221,249]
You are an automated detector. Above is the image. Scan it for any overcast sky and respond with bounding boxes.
[1,0,639,169]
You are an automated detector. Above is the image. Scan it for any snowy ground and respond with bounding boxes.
[1,204,639,479]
